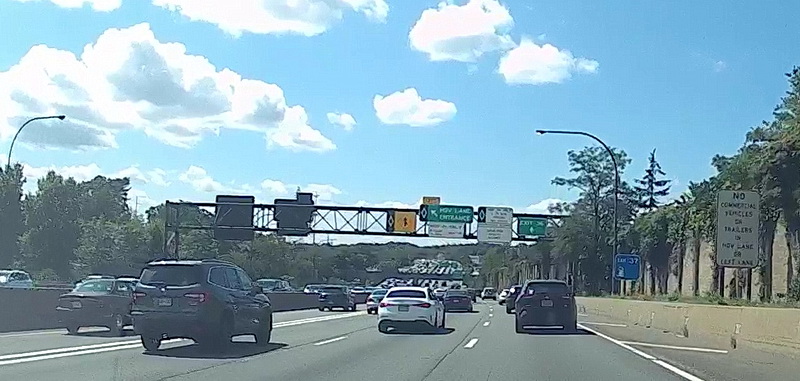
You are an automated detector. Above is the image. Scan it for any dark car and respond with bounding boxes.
[318,285,356,311]
[505,284,523,314]
[56,278,136,336]
[443,289,473,312]
[514,280,577,333]
[130,258,273,352]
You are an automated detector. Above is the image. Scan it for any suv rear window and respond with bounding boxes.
[445,290,468,296]
[386,290,427,299]
[526,282,569,295]
[320,286,346,293]
[140,265,202,286]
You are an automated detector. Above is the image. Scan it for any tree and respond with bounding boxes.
[634,149,671,211]
[74,218,149,276]
[19,172,82,279]
[0,164,25,268]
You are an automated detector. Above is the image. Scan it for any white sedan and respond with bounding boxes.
[377,287,446,333]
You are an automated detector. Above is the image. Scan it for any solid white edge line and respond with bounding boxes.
[580,322,628,328]
[619,341,728,354]
[0,344,143,366]
[464,338,479,349]
[0,340,140,361]
[577,324,656,360]
[652,360,706,381]
[578,324,708,381]
[313,336,348,346]
[483,321,490,327]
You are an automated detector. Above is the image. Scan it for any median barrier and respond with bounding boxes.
[0,288,328,333]
[577,297,800,350]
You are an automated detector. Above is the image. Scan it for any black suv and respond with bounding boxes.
[131,258,273,352]
[317,285,356,311]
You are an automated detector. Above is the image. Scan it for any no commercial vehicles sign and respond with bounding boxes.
[716,190,760,268]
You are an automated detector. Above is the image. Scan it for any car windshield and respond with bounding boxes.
[74,280,114,293]
[258,279,279,288]
[139,265,202,287]
[386,290,427,299]
[370,289,387,297]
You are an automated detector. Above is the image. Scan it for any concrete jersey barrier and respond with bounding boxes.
[577,297,800,350]
[0,288,324,333]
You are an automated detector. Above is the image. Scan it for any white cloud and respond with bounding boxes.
[178,165,226,193]
[24,163,104,183]
[111,165,172,186]
[152,0,388,37]
[326,112,357,131]
[261,179,289,195]
[524,198,565,214]
[0,23,335,153]
[498,38,599,85]
[373,88,457,127]
[302,184,342,201]
[409,0,515,63]
[11,0,122,12]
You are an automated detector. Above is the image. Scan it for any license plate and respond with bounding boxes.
[398,305,409,312]
[71,301,81,308]
[154,297,173,307]
[541,300,553,307]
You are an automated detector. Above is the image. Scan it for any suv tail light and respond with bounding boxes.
[415,302,432,308]
[379,301,393,308]
[133,292,146,303]
[184,292,208,305]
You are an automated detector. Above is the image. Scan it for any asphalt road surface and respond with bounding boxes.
[0,302,776,380]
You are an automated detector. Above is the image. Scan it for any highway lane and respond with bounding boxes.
[0,301,705,380]
[0,307,352,357]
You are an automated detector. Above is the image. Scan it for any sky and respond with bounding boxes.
[1,0,799,246]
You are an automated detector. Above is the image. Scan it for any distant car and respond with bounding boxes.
[303,284,325,294]
[56,278,135,336]
[466,288,478,302]
[131,258,273,352]
[443,289,473,312]
[0,270,33,289]
[433,288,448,300]
[377,287,445,333]
[366,288,388,314]
[350,286,371,296]
[505,285,523,314]
[318,285,356,311]
[514,280,577,333]
[257,278,293,292]
[481,287,497,300]
[498,289,510,305]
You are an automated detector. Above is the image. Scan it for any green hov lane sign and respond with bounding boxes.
[419,204,474,223]
[518,217,547,236]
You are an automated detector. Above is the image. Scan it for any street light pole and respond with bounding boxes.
[6,115,66,170]
[535,129,620,295]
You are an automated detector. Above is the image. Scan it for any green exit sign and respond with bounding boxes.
[518,217,547,236]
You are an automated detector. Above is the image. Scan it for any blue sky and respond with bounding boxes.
[1,0,799,244]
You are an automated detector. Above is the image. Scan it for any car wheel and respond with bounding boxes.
[255,315,272,346]
[350,304,356,311]
[65,323,80,335]
[506,305,513,314]
[110,313,125,337]
[141,335,161,352]
[378,320,390,334]
[318,307,325,311]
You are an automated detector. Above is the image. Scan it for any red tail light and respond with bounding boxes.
[379,301,393,308]
[415,302,432,308]
[133,292,146,303]
[184,292,208,305]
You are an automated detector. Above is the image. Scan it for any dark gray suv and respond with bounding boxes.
[131,258,273,352]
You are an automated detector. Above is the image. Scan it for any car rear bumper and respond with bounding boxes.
[444,303,472,311]
[516,309,576,328]
[378,310,435,326]
[56,307,124,325]
[366,302,378,310]
[131,312,209,338]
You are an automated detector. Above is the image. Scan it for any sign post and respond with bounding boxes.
[716,190,760,268]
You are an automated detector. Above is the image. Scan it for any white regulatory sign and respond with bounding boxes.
[428,222,464,239]
[716,190,760,268]
[482,207,513,224]
[477,224,512,244]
